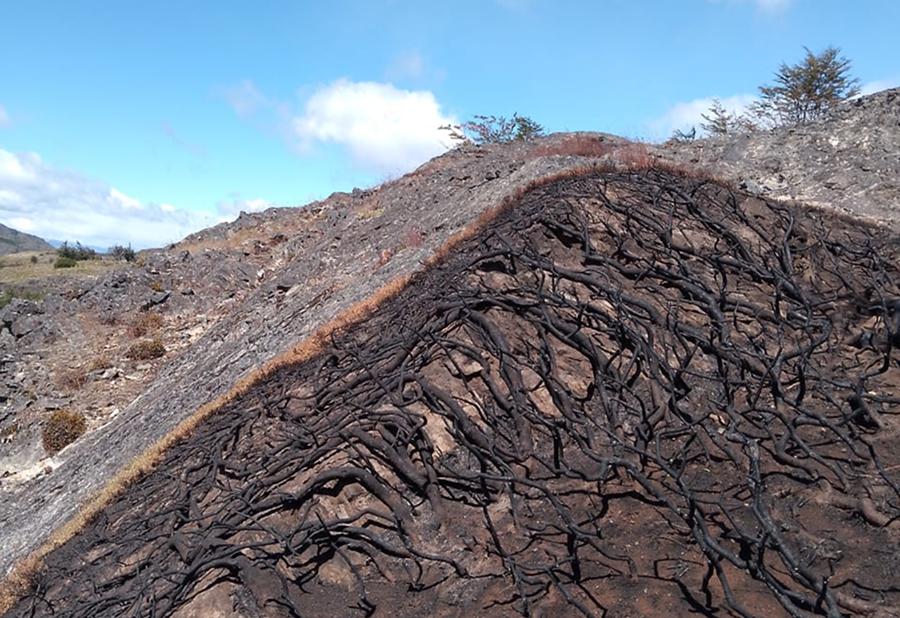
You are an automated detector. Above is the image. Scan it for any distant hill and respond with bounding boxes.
[0,222,53,255]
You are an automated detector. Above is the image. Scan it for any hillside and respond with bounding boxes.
[0,90,899,617]
[5,168,900,617]
[662,87,900,228]
[0,224,51,256]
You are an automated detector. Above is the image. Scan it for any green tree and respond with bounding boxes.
[750,46,860,126]
[442,113,545,145]
[700,99,735,136]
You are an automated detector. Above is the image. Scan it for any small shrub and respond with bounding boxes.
[126,338,166,360]
[42,410,87,454]
[29,255,38,264]
[87,353,113,372]
[442,113,545,144]
[57,241,97,261]
[54,256,78,269]
[129,312,164,337]
[109,244,136,262]
[57,367,88,391]
[0,422,18,441]
[149,280,164,293]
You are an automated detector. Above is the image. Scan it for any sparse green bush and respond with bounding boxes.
[0,288,45,308]
[442,113,545,144]
[57,241,97,261]
[54,256,78,269]
[126,338,166,360]
[42,410,87,454]
[109,244,136,262]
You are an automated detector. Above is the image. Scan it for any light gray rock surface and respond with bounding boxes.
[661,88,900,227]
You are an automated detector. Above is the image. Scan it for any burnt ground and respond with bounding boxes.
[7,170,900,617]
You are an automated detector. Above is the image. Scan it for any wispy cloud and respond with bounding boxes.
[0,148,223,248]
[215,196,276,218]
[161,121,207,158]
[0,105,10,128]
[647,94,757,139]
[708,0,793,12]
[222,80,270,117]
[386,51,426,81]
[859,76,900,96]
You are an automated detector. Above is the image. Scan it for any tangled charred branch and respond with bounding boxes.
[9,171,900,617]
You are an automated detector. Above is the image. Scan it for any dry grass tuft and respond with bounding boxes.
[129,312,164,338]
[529,135,615,159]
[87,353,113,372]
[611,141,654,169]
[56,367,88,392]
[41,410,87,455]
[126,338,166,361]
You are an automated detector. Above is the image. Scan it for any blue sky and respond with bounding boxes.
[1,0,897,248]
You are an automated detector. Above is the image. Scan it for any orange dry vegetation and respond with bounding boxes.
[529,134,616,159]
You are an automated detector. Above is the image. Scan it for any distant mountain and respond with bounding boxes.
[0,222,53,255]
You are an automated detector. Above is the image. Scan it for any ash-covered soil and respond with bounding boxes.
[9,170,899,617]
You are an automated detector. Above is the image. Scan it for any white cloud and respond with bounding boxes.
[647,94,757,138]
[291,79,457,175]
[859,77,900,96]
[386,52,426,81]
[0,105,10,128]
[216,197,275,218]
[0,148,224,249]
[223,80,269,117]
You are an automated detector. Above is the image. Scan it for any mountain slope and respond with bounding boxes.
[5,169,899,617]
[0,223,51,255]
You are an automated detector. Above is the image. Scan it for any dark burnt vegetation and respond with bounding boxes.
[10,171,900,617]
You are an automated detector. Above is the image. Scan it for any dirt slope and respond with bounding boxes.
[7,170,899,617]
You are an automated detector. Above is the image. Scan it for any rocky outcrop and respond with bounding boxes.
[661,87,900,227]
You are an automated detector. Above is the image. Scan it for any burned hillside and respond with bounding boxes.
[7,169,899,617]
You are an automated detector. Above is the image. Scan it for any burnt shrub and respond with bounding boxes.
[42,410,87,454]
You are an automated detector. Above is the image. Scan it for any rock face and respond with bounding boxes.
[0,224,51,255]
[5,170,899,617]
[661,87,900,227]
